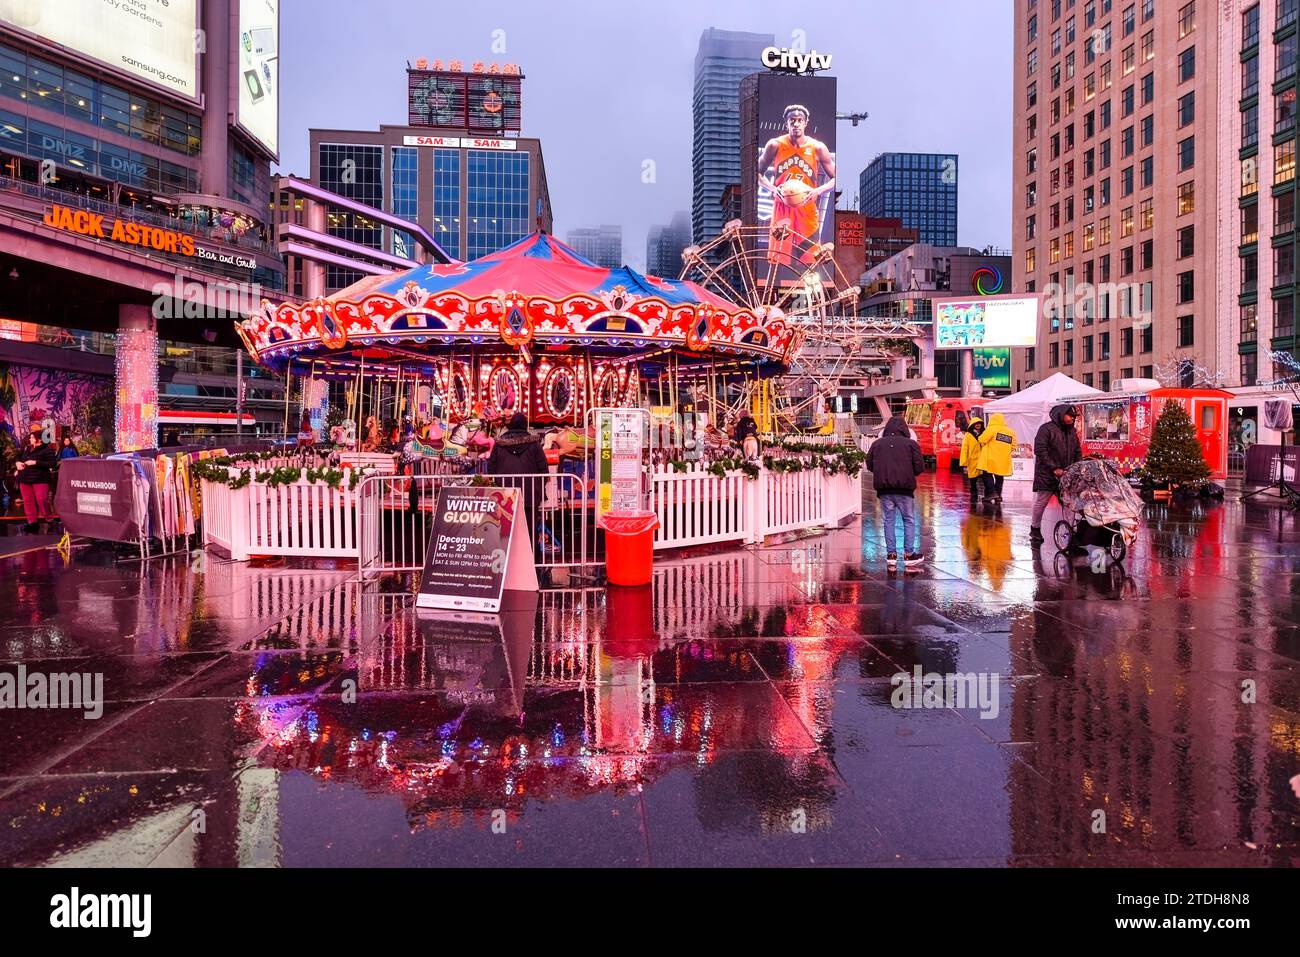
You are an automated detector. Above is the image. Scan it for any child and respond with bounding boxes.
[865,416,926,571]
[959,418,987,507]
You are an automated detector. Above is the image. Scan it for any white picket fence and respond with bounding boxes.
[202,461,862,563]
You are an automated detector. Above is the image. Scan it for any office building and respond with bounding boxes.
[566,225,622,268]
[646,211,692,277]
[859,152,959,246]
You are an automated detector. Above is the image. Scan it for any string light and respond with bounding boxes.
[115,320,159,452]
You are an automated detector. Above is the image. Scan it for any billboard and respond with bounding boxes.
[753,72,836,269]
[408,68,522,134]
[972,348,1012,389]
[0,0,198,100]
[933,294,1040,350]
[236,0,279,156]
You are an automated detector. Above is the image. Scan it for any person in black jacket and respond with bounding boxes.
[865,416,927,570]
[14,430,57,532]
[487,413,551,550]
[1029,403,1083,543]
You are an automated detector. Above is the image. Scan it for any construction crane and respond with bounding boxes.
[836,111,869,126]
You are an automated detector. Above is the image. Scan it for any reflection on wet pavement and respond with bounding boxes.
[2,474,1299,867]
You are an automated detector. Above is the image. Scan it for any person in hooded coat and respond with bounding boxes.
[487,412,551,549]
[1030,403,1082,543]
[977,412,1017,505]
[864,416,926,569]
[959,417,988,506]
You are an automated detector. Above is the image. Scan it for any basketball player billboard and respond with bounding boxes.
[754,73,837,270]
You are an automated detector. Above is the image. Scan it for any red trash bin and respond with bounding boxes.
[598,511,659,586]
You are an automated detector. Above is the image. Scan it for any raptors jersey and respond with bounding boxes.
[771,135,821,191]
[767,134,826,262]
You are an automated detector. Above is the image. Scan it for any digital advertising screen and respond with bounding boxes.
[408,69,522,133]
[236,0,279,156]
[933,294,1040,350]
[972,347,1012,389]
[754,72,837,268]
[0,0,199,99]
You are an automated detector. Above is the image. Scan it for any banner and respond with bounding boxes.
[1244,444,1299,485]
[53,458,144,543]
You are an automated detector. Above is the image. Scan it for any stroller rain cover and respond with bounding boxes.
[1058,459,1145,542]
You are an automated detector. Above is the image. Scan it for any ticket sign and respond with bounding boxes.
[416,486,537,613]
[596,410,644,518]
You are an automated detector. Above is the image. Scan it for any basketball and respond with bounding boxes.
[779,181,813,206]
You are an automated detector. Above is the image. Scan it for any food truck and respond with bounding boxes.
[1063,385,1231,480]
[903,397,990,470]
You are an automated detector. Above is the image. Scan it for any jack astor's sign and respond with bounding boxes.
[43,205,197,257]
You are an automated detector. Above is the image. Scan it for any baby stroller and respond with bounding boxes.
[1052,458,1144,563]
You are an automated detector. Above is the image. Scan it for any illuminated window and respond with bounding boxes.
[1121,206,1134,236]
[1178,181,1196,214]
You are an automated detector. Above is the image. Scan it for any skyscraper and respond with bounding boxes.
[859,152,959,247]
[566,225,623,268]
[646,211,692,277]
[692,28,774,250]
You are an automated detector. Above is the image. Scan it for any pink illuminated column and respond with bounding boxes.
[116,304,159,452]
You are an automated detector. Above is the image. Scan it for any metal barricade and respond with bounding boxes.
[357,468,593,579]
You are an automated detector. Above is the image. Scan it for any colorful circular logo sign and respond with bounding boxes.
[972,266,1003,296]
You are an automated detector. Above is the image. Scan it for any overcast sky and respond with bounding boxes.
[277,0,1013,270]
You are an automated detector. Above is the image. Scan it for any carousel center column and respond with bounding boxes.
[115,303,159,452]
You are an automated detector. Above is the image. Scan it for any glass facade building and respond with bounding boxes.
[692,28,774,250]
[318,143,384,289]
[466,149,530,260]
[390,145,418,259]
[859,152,959,247]
[433,148,461,261]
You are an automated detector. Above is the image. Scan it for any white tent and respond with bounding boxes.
[981,373,1100,480]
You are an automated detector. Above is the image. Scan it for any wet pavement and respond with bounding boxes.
[2,472,1299,867]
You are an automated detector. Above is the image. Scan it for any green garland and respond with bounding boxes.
[192,456,368,491]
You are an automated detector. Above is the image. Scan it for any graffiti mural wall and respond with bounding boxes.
[0,362,114,456]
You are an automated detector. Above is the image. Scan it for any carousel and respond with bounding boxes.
[235,232,805,442]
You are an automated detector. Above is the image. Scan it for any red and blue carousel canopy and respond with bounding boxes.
[237,232,801,377]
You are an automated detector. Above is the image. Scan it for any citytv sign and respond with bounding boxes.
[761,47,833,73]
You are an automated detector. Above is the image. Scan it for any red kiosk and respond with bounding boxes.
[1066,385,1231,479]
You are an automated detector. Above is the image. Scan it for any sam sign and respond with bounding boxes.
[973,348,1011,389]
[416,486,536,613]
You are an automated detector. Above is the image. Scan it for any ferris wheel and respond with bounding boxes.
[680,220,927,433]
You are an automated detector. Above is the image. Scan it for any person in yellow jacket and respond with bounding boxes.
[958,417,988,506]
[977,412,1017,505]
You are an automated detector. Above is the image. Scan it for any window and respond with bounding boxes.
[1277,244,1296,286]
[1179,46,1196,83]
[1122,126,1134,156]
[1122,84,1135,116]
[1028,48,1039,75]
[1085,184,1095,212]
[1178,136,1195,171]
[1066,123,1076,150]
[1066,195,1075,220]
[1066,51,1076,80]
[1242,202,1259,244]
[1278,32,1297,83]
[1027,214,1037,239]
[1066,15,1076,43]
[1084,221,1095,250]
[1141,72,1154,104]
[1142,0,1153,20]
[1086,72,1096,99]
[1243,4,1260,48]
[1026,247,1037,272]
[1121,206,1134,236]
[1086,0,1096,27]
[1052,98,1062,125]
[1028,81,1038,108]
[1276,190,1295,234]
[1101,176,1111,205]
[1243,251,1258,292]
[1065,339,1075,364]
[1241,353,1257,387]
[1282,0,1299,30]
[1178,315,1194,348]
[1084,148,1095,176]
[1174,93,1194,130]
[1100,99,1112,129]
[1100,332,1111,359]
[1141,115,1153,146]
[1100,253,1111,281]
[1122,326,1134,355]
[1278,87,1297,136]
[1050,342,1060,367]
[1084,110,1096,137]
[1100,138,1112,167]
[1122,165,1135,196]
[1277,294,1296,338]
[1178,2,1196,38]
[1242,156,1258,197]
[1141,29,1154,61]
[1050,237,1062,264]
[1028,114,1038,139]
[1243,102,1259,150]
[1100,370,1112,391]
[1028,147,1038,173]
[1123,3,1135,35]
[1178,225,1194,257]
[1138,194,1153,229]
[1140,326,1153,354]
[1243,55,1259,103]
[1122,245,1134,275]
[1052,27,1062,55]
[1029,13,1039,42]
[1123,43,1135,73]
[1241,302,1258,341]
[1101,59,1112,89]
[1141,238,1154,269]
[1178,181,1196,214]
[1140,156,1153,187]
[1177,271,1195,304]
[1052,132,1061,159]
[1027,347,1036,371]
[1051,203,1061,228]
[1053,62,1062,90]
[1084,335,1095,361]
[1100,215,1112,243]
[1052,168,1061,194]
[1028,181,1038,206]
[1276,139,1296,185]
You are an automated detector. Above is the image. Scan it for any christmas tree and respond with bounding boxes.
[1143,399,1210,487]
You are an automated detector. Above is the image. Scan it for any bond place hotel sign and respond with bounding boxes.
[42,205,257,270]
